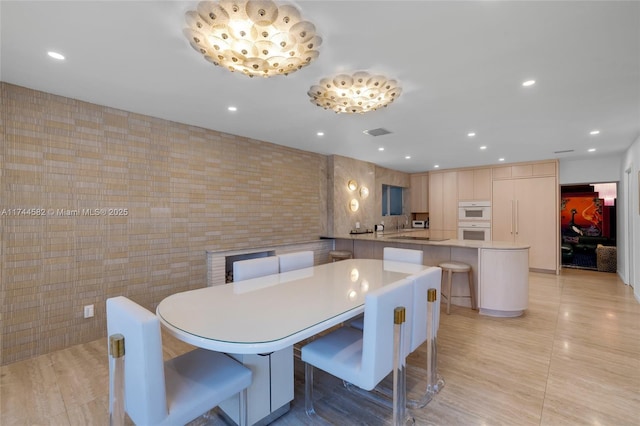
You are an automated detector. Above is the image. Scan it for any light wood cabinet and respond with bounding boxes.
[492,176,558,272]
[458,168,491,201]
[443,172,458,233]
[429,170,457,238]
[457,170,474,200]
[492,161,557,180]
[410,173,429,212]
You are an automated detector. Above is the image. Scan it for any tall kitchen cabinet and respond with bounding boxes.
[410,172,429,212]
[492,161,559,273]
[429,170,458,239]
[458,168,492,201]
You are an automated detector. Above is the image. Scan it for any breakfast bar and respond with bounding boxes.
[330,231,530,317]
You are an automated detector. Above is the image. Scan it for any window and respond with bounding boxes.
[382,184,404,216]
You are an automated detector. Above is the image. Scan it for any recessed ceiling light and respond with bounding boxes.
[227,106,237,112]
[588,148,596,152]
[467,132,476,137]
[47,51,65,60]
[522,80,536,87]
[405,156,411,160]
[499,158,505,162]
[378,147,384,151]
[590,130,600,135]
[317,132,324,136]
[480,146,487,150]
[434,164,440,168]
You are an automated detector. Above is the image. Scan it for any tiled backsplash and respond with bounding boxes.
[0,83,328,364]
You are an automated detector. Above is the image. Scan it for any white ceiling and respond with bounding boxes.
[2,1,639,173]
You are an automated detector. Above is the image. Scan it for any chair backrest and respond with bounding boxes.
[360,278,413,391]
[233,256,279,281]
[278,251,314,273]
[383,247,424,264]
[106,296,168,425]
[408,267,443,352]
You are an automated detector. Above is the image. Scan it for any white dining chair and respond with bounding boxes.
[106,296,252,426]
[383,247,424,264]
[348,247,424,331]
[350,267,442,406]
[233,256,279,281]
[406,267,445,408]
[278,251,314,273]
[407,267,442,352]
[301,278,413,418]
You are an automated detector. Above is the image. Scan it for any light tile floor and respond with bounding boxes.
[1,269,639,425]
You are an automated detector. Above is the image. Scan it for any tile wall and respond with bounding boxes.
[328,155,410,236]
[0,83,328,364]
[329,155,377,235]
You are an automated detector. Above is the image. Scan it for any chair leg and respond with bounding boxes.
[305,363,316,416]
[468,269,476,310]
[109,334,125,426]
[392,311,414,425]
[446,270,453,315]
[238,388,248,426]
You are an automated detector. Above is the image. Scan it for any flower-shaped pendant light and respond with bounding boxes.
[184,0,321,77]
[308,71,402,114]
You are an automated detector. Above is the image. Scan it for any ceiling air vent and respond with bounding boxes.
[363,128,392,137]
[554,149,575,154]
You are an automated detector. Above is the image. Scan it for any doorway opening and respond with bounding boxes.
[560,183,617,272]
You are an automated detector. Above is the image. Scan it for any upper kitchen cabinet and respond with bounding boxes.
[457,168,492,201]
[410,173,429,212]
[429,170,458,239]
[492,161,557,180]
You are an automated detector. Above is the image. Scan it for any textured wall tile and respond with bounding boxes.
[1,83,329,365]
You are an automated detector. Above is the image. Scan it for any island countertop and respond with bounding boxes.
[326,230,530,250]
[329,230,531,317]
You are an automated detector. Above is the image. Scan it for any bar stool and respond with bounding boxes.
[329,250,352,262]
[438,261,475,314]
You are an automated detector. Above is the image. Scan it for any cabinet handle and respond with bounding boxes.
[515,199,519,235]
[510,200,514,234]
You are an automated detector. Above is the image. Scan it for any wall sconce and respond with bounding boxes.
[347,180,358,191]
[359,186,369,199]
[349,199,359,212]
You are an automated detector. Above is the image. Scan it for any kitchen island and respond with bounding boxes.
[330,230,530,317]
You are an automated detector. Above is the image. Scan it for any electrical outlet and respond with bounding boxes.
[83,304,94,318]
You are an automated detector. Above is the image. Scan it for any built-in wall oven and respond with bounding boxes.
[458,201,491,221]
[458,201,491,241]
[458,221,491,241]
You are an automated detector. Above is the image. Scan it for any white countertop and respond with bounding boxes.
[329,231,530,250]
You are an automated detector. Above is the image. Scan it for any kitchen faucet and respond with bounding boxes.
[396,214,409,231]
